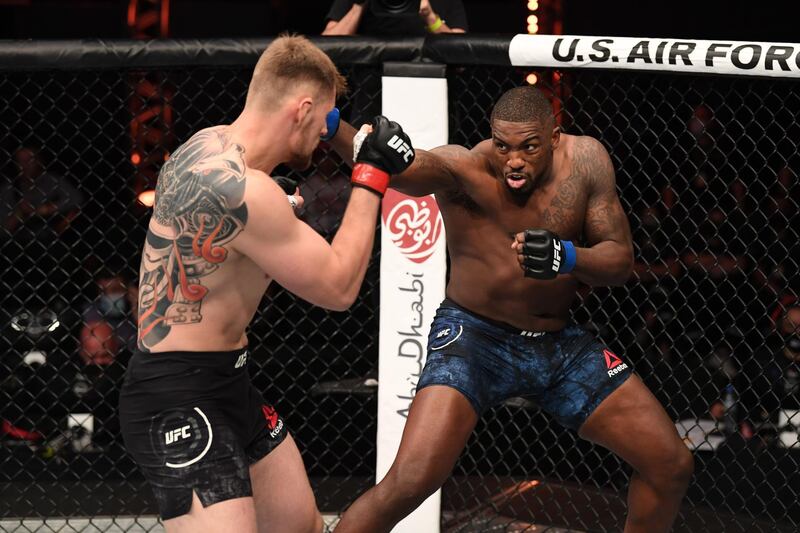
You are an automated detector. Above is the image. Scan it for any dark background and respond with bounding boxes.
[0,0,795,41]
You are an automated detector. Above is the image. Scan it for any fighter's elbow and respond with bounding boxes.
[611,252,634,286]
[324,282,359,312]
[330,291,357,312]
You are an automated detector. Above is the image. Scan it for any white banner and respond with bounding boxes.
[378,74,448,533]
[509,34,800,78]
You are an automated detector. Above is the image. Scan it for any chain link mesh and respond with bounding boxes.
[1,52,798,533]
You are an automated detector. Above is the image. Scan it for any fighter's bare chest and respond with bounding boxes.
[443,173,588,240]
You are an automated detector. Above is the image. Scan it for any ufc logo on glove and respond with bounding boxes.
[387,134,414,163]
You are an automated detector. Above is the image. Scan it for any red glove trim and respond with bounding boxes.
[351,163,390,196]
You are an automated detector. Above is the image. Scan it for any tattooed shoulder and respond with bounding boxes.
[137,128,249,351]
[571,136,615,190]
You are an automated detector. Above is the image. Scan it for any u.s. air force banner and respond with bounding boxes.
[378,66,448,532]
[509,35,800,78]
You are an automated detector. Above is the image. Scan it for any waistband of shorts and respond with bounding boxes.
[131,346,249,369]
[440,298,552,338]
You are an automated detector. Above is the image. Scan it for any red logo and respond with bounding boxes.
[603,349,623,369]
[261,405,279,431]
[382,189,444,264]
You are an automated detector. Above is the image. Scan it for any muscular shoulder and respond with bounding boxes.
[565,134,615,192]
[441,140,491,178]
[153,127,248,226]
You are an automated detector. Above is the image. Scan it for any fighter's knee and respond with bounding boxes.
[671,445,694,487]
[290,509,323,533]
[310,511,324,533]
[642,443,693,493]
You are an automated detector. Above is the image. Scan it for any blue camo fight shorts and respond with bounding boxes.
[417,298,633,431]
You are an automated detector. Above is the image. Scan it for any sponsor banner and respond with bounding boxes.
[378,74,448,533]
[509,34,800,78]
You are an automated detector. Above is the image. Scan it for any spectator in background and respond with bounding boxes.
[69,273,137,452]
[322,0,467,126]
[1,145,85,331]
[79,319,119,367]
[81,272,138,354]
[762,165,798,259]
[71,317,129,451]
[632,205,682,284]
[1,145,83,240]
[322,0,467,36]
[739,303,800,441]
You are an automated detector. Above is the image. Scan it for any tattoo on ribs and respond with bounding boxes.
[137,129,248,351]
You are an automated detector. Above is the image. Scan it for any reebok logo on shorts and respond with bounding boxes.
[261,405,284,439]
[604,349,628,377]
[234,351,248,368]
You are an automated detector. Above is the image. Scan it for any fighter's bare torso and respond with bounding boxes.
[440,134,589,331]
[137,126,271,352]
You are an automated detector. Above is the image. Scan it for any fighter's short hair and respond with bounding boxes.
[246,34,347,110]
[491,86,554,125]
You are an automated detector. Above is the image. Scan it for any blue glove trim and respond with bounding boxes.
[559,240,577,273]
[321,107,340,141]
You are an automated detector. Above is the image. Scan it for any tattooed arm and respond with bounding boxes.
[234,172,380,311]
[571,137,634,287]
[329,120,462,196]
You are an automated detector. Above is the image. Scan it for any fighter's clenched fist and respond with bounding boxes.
[351,115,415,197]
[512,228,576,280]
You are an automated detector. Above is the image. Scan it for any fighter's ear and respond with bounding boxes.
[551,124,561,149]
[294,96,313,125]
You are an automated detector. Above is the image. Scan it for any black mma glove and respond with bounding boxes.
[272,175,298,194]
[272,175,302,210]
[519,229,577,280]
[351,115,415,196]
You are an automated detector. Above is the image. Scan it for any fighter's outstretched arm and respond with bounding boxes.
[329,118,464,197]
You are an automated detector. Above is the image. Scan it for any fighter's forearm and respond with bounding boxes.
[329,120,359,169]
[572,241,634,287]
[328,187,381,308]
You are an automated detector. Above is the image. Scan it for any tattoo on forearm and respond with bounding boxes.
[137,129,248,351]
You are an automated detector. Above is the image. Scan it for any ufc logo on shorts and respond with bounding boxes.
[165,425,191,445]
[387,134,414,163]
[436,328,451,338]
[234,351,248,368]
[552,240,562,272]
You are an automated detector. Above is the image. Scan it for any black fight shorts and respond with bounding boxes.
[119,347,288,520]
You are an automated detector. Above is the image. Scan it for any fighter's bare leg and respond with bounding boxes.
[250,433,323,533]
[578,374,694,533]
[334,386,479,533]
[163,493,257,533]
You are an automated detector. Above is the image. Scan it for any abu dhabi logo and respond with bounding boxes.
[382,189,444,264]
